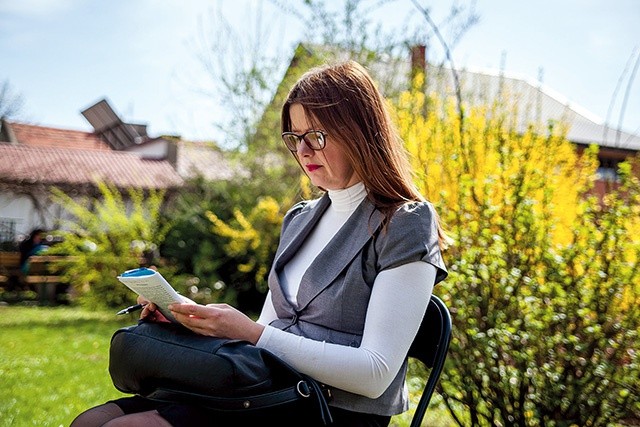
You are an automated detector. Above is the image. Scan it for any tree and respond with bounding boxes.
[190,1,288,150]
[393,76,640,426]
[0,79,24,119]
[191,0,479,200]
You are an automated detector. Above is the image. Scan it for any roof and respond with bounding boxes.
[423,66,640,152]
[176,140,246,180]
[2,120,110,150]
[0,144,183,189]
[0,119,239,186]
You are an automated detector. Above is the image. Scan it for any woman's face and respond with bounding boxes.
[288,103,360,190]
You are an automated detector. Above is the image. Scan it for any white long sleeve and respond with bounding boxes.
[256,261,436,398]
[257,290,277,326]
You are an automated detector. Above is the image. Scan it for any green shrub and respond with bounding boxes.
[48,182,172,308]
[395,82,640,426]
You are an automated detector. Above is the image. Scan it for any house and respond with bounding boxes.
[422,61,640,195]
[0,99,238,244]
[0,122,183,243]
[80,99,244,182]
[409,44,640,195]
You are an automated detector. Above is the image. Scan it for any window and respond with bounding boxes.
[0,218,17,246]
[596,158,620,182]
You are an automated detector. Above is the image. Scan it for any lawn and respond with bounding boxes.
[0,305,134,426]
[0,305,454,426]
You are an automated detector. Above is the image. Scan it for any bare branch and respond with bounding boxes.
[0,79,25,119]
[410,0,465,132]
[616,47,640,146]
[188,2,289,148]
[603,47,638,145]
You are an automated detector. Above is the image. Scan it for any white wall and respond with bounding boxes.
[124,139,169,158]
[0,192,69,241]
[0,193,40,237]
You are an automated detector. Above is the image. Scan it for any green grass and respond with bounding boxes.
[0,305,135,426]
[0,305,454,426]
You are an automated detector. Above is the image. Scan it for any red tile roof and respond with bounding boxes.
[0,144,183,189]
[8,122,111,150]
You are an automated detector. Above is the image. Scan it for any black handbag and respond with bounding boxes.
[108,321,333,424]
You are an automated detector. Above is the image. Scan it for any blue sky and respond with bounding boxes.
[1,0,638,143]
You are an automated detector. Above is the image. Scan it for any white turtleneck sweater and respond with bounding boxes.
[280,182,368,306]
[257,182,436,399]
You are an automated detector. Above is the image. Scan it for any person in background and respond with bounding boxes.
[18,228,48,274]
[71,60,448,427]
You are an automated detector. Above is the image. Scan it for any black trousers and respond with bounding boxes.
[111,395,391,427]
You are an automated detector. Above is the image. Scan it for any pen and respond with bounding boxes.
[116,303,148,316]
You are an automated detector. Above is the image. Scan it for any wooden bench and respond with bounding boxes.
[25,255,68,304]
[0,251,20,284]
[0,252,73,305]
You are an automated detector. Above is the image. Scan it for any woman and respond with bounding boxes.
[71,60,448,427]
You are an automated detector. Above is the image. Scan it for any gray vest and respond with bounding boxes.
[267,194,445,415]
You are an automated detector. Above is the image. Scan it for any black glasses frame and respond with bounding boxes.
[281,130,327,152]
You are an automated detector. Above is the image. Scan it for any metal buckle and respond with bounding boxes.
[296,380,311,398]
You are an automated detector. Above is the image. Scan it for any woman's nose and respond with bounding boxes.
[296,139,313,156]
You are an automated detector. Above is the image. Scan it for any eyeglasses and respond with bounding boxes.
[281,130,327,152]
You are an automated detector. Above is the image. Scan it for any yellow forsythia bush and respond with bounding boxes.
[393,76,640,426]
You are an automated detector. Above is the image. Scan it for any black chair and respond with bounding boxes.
[407,294,452,427]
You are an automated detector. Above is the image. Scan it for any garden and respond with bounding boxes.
[1,3,639,422]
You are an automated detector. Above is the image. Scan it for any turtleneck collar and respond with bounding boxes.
[327,182,367,213]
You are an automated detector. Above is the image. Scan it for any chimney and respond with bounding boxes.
[411,45,426,72]
[410,45,427,92]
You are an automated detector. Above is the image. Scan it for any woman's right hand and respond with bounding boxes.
[137,295,171,323]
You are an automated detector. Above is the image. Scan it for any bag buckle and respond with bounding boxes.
[296,380,311,398]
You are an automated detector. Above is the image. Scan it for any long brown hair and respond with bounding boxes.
[282,60,448,248]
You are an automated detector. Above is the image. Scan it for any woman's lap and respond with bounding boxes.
[109,396,391,427]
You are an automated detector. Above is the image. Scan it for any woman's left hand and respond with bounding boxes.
[168,302,265,345]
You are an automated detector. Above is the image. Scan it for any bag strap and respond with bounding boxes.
[146,375,333,425]
[303,375,334,425]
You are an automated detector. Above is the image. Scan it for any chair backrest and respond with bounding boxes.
[407,294,452,427]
